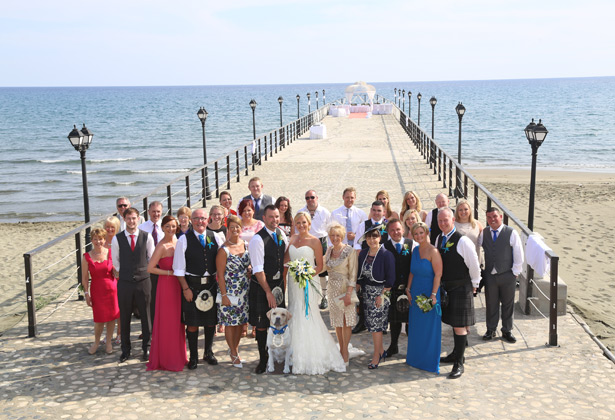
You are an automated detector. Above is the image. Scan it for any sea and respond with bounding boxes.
[0,77,614,223]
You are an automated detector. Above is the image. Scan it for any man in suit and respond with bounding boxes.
[437,208,480,379]
[424,193,450,245]
[138,201,164,329]
[114,197,144,231]
[480,207,524,343]
[242,177,274,221]
[384,218,415,356]
[111,207,155,363]
[331,187,367,247]
[248,205,288,374]
[173,208,223,370]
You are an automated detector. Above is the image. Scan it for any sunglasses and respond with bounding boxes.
[305,196,316,200]
[117,204,128,208]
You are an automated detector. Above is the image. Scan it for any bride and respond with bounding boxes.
[285,212,346,375]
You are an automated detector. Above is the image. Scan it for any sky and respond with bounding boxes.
[1,0,613,87]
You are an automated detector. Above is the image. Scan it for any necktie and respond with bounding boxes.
[255,198,260,212]
[130,234,135,251]
[272,232,278,245]
[492,230,498,242]
[199,234,206,248]
[152,225,158,245]
[396,243,402,254]
[345,208,353,246]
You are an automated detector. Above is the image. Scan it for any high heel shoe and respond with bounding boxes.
[368,353,385,369]
[230,354,243,368]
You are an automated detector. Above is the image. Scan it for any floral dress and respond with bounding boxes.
[217,246,251,326]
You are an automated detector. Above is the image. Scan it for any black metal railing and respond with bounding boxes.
[21,104,330,337]
[393,103,560,347]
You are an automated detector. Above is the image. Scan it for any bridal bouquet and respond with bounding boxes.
[415,294,436,313]
[286,257,317,289]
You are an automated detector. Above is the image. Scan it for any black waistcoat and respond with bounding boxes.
[361,220,389,250]
[429,208,442,245]
[438,231,471,290]
[257,228,285,282]
[384,238,414,288]
[185,229,218,276]
[117,230,150,282]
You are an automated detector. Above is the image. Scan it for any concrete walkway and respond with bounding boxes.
[2,115,615,419]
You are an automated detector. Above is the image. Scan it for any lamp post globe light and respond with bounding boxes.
[394,88,397,103]
[429,96,437,139]
[454,102,466,198]
[315,91,319,109]
[322,89,326,105]
[197,107,210,199]
[398,88,402,108]
[249,99,257,140]
[408,91,412,119]
[525,118,548,231]
[296,94,300,119]
[307,92,311,113]
[278,96,284,127]
[67,124,94,251]
[417,92,422,126]
[402,89,406,113]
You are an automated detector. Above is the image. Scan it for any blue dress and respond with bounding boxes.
[406,248,441,373]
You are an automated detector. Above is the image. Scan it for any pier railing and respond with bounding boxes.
[20,105,330,337]
[389,103,560,346]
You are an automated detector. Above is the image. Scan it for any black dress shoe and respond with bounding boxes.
[187,359,198,370]
[352,322,366,334]
[482,330,496,340]
[502,331,517,343]
[319,296,328,310]
[119,352,130,363]
[203,351,218,365]
[448,362,464,379]
[440,353,465,364]
[385,345,398,357]
[142,349,150,361]
[254,360,267,374]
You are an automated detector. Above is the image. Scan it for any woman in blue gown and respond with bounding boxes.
[405,222,443,373]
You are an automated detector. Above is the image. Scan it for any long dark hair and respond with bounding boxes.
[275,196,293,224]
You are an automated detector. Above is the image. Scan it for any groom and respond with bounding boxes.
[248,205,288,374]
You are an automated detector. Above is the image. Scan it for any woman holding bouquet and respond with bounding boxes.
[286,212,346,374]
[405,222,442,373]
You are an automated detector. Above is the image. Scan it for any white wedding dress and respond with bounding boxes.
[287,245,347,375]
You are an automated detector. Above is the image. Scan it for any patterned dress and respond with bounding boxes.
[217,246,251,326]
[324,245,358,328]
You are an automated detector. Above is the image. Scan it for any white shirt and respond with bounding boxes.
[138,220,163,245]
[248,226,289,274]
[478,225,524,276]
[389,237,417,253]
[438,229,482,288]
[354,218,386,250]
[424,207,448,228]
[296,205,331,239]
[172,229,225,276]
[111,229,155,272]
[331,205,367,244]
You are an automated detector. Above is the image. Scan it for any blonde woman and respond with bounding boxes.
[376,190,399,221]
[400,191,427,222]
[454,199,484,259]
[176,206,192,238]
[402,209,422,239]
[103,217,120,248]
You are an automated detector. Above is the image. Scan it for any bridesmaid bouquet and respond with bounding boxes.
[415,294,435,313]
[286,258,317,289]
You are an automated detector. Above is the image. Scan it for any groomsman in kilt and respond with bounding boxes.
[248,205,288,374]
[436,208,481,379]
[173,208,224,370]
[383,218,415,356]
[425,193,451,245]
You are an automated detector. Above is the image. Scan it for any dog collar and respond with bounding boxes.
[269,325,288,335]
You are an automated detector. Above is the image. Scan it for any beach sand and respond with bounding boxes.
[2,169,614,351]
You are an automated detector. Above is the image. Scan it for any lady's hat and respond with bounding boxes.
[195,289,214,312]
[358,223,385,243]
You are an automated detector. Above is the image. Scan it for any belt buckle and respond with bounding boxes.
[201,276,208,285]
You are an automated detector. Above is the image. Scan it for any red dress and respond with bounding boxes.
[85,251,120,323]
[146,256,187,371]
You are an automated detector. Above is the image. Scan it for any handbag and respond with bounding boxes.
[216,293,240,306]
[334,290,359,309]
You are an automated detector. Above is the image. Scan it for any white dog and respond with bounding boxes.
[266,308,293,374]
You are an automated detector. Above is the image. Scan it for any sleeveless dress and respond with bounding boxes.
[84,251,119,323]
[406,249,441,373]
[287,245,346,375]
[217,246,251,326]
[147,256,187,372]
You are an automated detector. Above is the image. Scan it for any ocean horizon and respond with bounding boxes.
[1,76,614,222]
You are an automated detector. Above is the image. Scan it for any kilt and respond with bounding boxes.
[248,277,285,329]
[388,283,409,323]
[441,283,475,327]
[182,275,218,326]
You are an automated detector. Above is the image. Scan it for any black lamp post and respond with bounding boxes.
[249,99,257,139]
[429,96,437,139]
[322,89,326,105]
[417,93,422,126]
[408,91,412,119]
[197,107,209,198]
[307,92,311,113]
[67,124,93,251]
[525,119,548,231]
[398,88,402,108]
[315,91,319,109]
[454,102,466,198]
[394,88,397,104]
[296,94,300,119]
[402,89,406,113]
[278,96,284,127]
